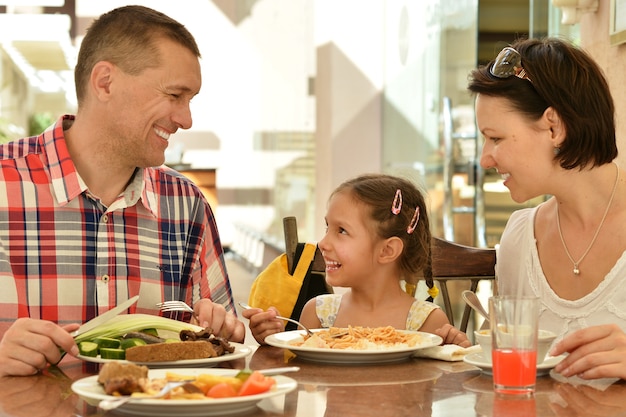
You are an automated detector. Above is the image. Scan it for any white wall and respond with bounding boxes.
[77,0,316,245]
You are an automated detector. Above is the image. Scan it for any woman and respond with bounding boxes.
[468,37,626,381]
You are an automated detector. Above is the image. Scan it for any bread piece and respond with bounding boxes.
[125,341,218,362]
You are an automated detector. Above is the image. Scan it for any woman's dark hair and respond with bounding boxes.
[331,174,437,301]
[468,37,617,170]
[75,5,201,105]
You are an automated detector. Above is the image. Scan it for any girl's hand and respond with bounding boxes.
[241,306,284,345]
[434,323,471,348]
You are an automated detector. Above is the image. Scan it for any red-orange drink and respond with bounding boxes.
[492,348,537,395]
[493,393,537,417]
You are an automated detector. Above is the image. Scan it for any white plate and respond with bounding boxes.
[71,368,297,416]
[77,343,251,368]
[264,329,443,364]
[463,352,565,376]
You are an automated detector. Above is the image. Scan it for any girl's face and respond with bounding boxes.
[476,94,557,203]
[318,191,384,288]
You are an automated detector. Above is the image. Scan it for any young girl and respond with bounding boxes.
[244,174,469,347]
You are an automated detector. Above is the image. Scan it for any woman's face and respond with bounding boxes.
[476,93,556,203]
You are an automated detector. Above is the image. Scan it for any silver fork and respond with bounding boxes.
[98,379,195,410]
[158,300,313,336]
[156,300,195,314]
[238,302,315,336]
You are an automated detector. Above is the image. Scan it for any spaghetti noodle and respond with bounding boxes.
[290,326,424,350]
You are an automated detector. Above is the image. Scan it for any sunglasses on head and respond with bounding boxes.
[489,47,532,83]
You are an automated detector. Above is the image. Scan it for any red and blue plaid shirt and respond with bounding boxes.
[0,115,235,326]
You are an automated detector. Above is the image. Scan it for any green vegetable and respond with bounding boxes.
[235,369,252,382]
[93,336,121,349]
[140,328,159,337]
[120,338,147,350]
[78,341,99,357]
[100,347,126,360]
[74,313,196,344]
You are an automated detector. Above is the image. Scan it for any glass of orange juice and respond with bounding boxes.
[489,296,540,395]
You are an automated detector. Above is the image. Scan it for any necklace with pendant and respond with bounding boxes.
[555,162,619,276]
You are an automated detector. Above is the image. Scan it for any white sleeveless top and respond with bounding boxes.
[496,204,626,342]
[314,293,439,331]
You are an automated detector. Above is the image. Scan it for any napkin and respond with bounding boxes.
[414,344,482,361]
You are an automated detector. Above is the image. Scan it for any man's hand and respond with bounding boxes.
[193,299,245,343]
[0,318,79,377]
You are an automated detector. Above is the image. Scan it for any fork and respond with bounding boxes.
[156,300,195,315]
[98,379,196,410]
[238,302,315,336]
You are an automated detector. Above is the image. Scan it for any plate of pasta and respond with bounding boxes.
[264,326,442,364]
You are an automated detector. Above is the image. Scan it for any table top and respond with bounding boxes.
[2,345,625,417]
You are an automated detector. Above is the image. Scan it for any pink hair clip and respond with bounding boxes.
[391,189,402,215]
[407,206,420,234]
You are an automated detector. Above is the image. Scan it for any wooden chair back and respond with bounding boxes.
[429,237,496,332]
[282,217,332,329]
[283,216,326,275]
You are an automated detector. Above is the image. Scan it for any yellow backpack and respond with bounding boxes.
[248,243,331,329]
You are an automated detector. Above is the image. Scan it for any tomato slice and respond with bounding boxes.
[237,371,276,396]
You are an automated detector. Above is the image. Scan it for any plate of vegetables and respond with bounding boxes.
[72,368,297,416]
[74,314,251,367]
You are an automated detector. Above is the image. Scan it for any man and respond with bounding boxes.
[0,5,244,377]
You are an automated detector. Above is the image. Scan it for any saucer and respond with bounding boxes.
[463,352,565,376]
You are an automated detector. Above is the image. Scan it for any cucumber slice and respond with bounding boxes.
[100,347,126,360]
[93,336,121,349]
[120,337,147,350]
[78,341,99,357]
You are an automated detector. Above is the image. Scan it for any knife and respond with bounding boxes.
[71,295,140,338]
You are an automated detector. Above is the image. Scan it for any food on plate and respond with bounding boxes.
[126,340,222,362]
[73,313,197,345]
[77,341,99,357]
[179,328,235,356]
[79,327,235,361]
[78,329,168,359]
[123,331,168,345]
[290,326,425,350]
[98,362,149,395]
[96,362,276,399]
[125,328,235,362]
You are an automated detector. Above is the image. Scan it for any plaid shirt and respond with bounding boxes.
[0,115,235,326]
